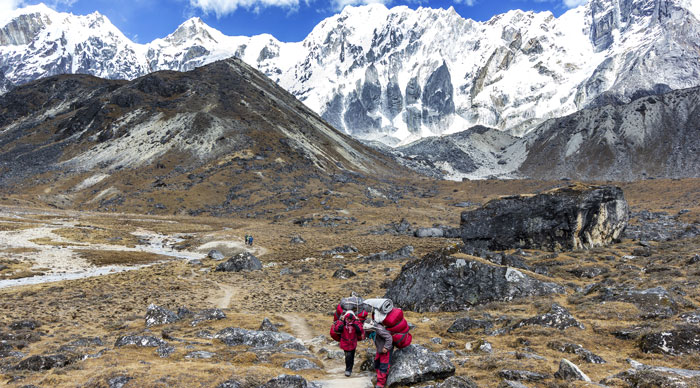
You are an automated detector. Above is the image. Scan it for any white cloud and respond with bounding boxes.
[189,0,300,17]
[563,0,588,8]
[454,0,476,5]
[331,0,390,11]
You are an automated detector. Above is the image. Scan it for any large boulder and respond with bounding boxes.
[511,304,584,331]
[386,344,456,387]
[145,304,180,327]
[259,374,320,388]
[215,252,262,272]
[460,185,629,251]
[385,250,564,312]
[640,327,700,355]
[595,286,678,319]
[283,358,320,371]
[114,335,167,348]
[15,354,71,371]
[603,360,700,387]
[554,358,591,382]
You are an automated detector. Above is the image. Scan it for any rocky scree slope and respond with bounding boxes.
[1,0,699,146]
[0,58,406,214]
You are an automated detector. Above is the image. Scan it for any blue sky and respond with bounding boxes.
[5,0,588,43]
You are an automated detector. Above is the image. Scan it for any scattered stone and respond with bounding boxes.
[370,218,414,236]
[497,370,548,382]
[680,310,700,324]
[597,286,678,319]
[689,255,700,265]
[478,341,492,353]
[283,358,320,371]
[290,236,305,244]
[497,381,529,388]
[188,259,203,265]
[208,250,225,260]
[322,245,358,256]
[16,354,71,371]
[156,345,175,358]
[460,185,628,251]
[216,379,242,388]
[512,304,584,331]
[215,327,299,348]
[640,327,700,355]
[453,202,476,208]
[108,376,133,388]
[191,308,226,326]
[415,228,445,238]
[259,318,279,332]
[624,210,700,241]
[386,345,456,387]
[185,350,216,359]
[215,252,262,272]
[554,358,591,382]
[9,320,40,331]
[602,359,700,387]
[280,268,292,275]
[177,306,193,318]
[145,304,180,328]
[114,335,167,348]
[259,374,320,388]
[0,264,7,271]
[385,250,564,312]
[547,341,605,364]
[447,318,493,334]
[567,266,609,279]
[364,245,415,262]
[428,376,480,388]
[332,268,356,279]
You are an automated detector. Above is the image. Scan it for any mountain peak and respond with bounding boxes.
[165,17,219,45]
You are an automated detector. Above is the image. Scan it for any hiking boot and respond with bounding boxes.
[344,370,351,377]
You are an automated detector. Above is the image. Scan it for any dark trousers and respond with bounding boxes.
[344,349,356,372]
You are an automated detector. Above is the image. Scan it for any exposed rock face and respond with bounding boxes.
[460,185,629,251]
[214,327,300,348]
[215,253,263,272]
[497,370,548,382]
[332,268,356,279]
[114,335,167,348]
[259,318,279,332]
[385,250,564,312]
[322,245,359,256]
[554,358,591,382]
[512,304,584,331]
[547,341,606,364]
[640,327,700,355]
[364,245,415,262]
[283,358,320,371]
[386,345,456,387]
[415,228,445,238]
[259,374,320,388]
[425,376,479,388]
[215,379,242,388]
[447,318,493,334]
[15,354,71,371]
[596,286,678,319]
[190,308,226,326]
[145,304,180,327]
[207,250,225,260]
[603,360,700,387]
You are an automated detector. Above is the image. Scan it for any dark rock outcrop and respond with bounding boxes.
[15,354,71,371]
[215,379,242,388]
[259,318,279,332]
[425,376,480,388]
[9,320,40,331]
[386,345,455,387]
[145,304,180,327]
[208,250,225,260]
[603,360,700,387]
[640,327,700,355]
[447,318,493,334]
[322,245,358,256]
[497,370,548,382]
[385,250,564,312]
[259,374,320,388]
[114,335,167,348]
[190,308,226,326]
[547,341,605,364]
[460,185,629,251]
[332,268,356,279]
[596,286,678,319]
[215,252,262,272]
[512,304,584,331]
[214,327,299,348]
[108,375,133,388]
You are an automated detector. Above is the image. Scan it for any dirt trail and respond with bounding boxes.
[284,314,373,388]
[208,282,238,309]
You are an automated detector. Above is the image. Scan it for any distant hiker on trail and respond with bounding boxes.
[331,310,365,377]
[363,319,393,388]
[244,234,249,246]
[249,235,253,246]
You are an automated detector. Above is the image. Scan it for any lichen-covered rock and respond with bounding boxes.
[9,320,40,331]
[386,344,456,387]
[190,308,226,326]
[215,252,262,272]
[322,245,358,256]
[512,304,584,331]
[385,251,564,312]
[145,304,180,327]
[156,345,175,358]
[114,335,167,348]
[259,318,279,332]
[364,245,415,262]
[214,327,299,348]
[447,318,494,334]
[460,185,629,251]
[497,370,549,382]
[15,354,71,371]
[332,268,356,279]
[554,358,591,382]
[424,376,480,388]
[597,286,678,319]
[283,358,320,371]
[640,327,700,355]
[602,360,700,387]
[215,379,242,388]
[208,250,225,260]
[108,375,132,388]
[259,374,320,388]
[547,341,606,364]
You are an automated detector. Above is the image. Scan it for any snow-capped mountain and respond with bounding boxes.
[1,0,699,146]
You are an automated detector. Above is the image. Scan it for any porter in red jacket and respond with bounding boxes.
[331,311,365,376]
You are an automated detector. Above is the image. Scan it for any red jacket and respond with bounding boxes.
[332,318,364,351]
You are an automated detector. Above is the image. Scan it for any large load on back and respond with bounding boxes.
[364,298,412,349]
[331,296,368,341]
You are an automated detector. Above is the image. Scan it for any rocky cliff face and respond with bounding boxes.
[1,0,699,147]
